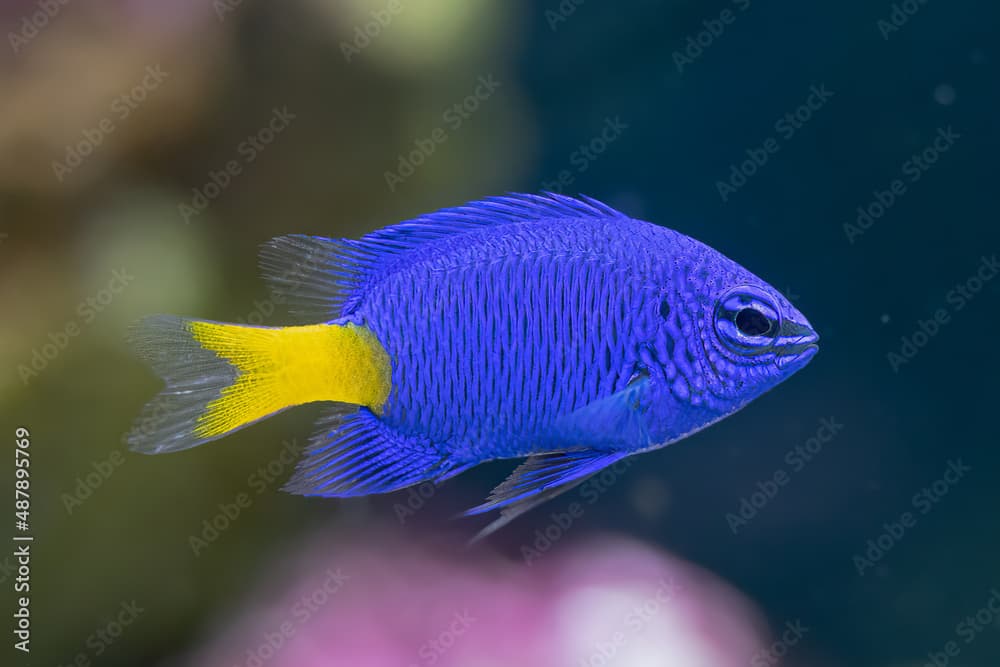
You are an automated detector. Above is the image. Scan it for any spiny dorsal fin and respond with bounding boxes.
[259,192,627,322]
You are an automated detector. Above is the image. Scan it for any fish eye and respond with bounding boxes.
[713,287,782,355]
[735,307,773,336]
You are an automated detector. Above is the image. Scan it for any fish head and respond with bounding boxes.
[707,282,819,390]
[646,233,819,429]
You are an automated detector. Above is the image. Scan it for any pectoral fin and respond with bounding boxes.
[550,374,652,448]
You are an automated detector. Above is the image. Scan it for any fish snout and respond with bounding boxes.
[774,319,819,368]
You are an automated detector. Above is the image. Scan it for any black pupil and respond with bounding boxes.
[735,308,772,336]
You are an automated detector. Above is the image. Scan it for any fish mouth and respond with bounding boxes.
[777,343,818,368]
[780,338,819,357]
[774,322,819,368]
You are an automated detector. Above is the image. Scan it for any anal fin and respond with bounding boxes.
[284,409,454,497]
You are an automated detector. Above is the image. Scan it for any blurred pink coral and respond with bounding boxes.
[187,529,771,667]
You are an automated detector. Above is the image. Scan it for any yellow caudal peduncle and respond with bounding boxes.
[188,321,391,438]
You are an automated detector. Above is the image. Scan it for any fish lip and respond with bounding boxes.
[775,333,819,368]
[790,342,819,358]
[775,345,817,370]
[778,338,819,357]
[776,319,818,346]
[774,326,820,364]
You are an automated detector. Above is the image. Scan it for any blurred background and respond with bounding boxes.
[2,1,998,665]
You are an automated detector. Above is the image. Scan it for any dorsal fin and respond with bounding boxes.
[259,192,627,321]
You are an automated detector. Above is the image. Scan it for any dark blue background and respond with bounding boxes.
[486,2,999,664]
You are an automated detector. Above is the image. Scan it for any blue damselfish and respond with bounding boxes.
[128,193,818,539]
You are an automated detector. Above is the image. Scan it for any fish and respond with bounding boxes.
[127,193,818,540]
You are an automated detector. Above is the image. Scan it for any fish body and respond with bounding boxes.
[128,194,818,537]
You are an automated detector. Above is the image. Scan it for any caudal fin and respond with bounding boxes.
[126,315,391,454]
